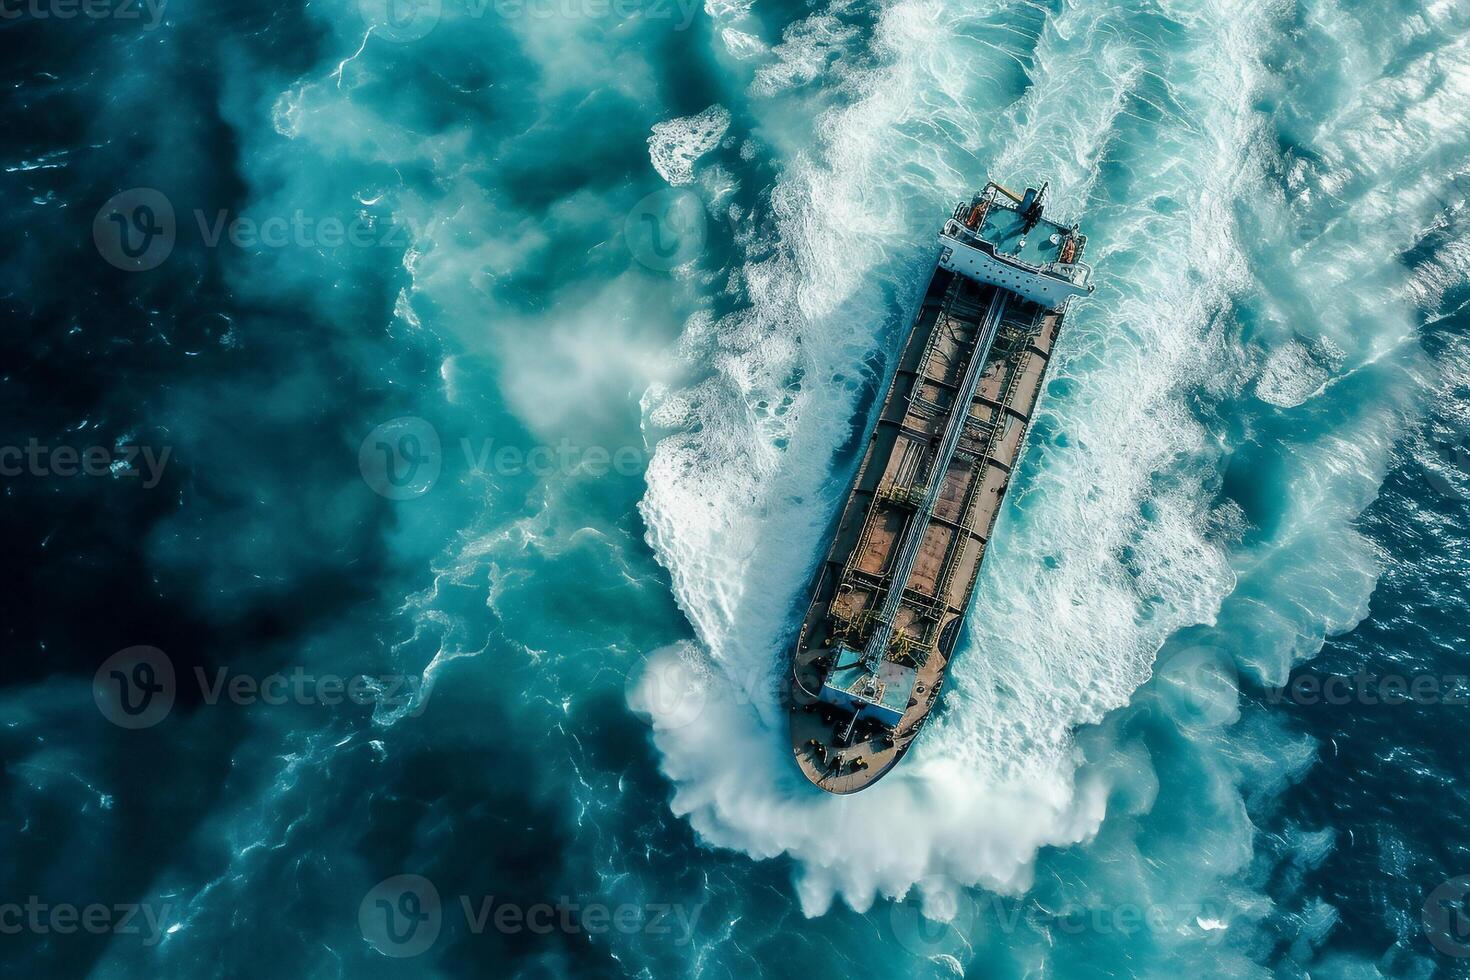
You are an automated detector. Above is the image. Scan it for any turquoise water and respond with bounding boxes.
[3,0,1470,976]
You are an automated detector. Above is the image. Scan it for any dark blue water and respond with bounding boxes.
[4,0,1470,977]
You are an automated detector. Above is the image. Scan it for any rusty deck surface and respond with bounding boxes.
[787,264,1067,794]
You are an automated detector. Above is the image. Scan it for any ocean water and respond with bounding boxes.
[3,0,1470,976]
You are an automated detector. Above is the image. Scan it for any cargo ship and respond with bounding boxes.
[787,181,1094,793]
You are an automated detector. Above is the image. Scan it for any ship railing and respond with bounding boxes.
[933,444,991,604]
[909,396,946,420]
[791,657,824,702]
[903,278,970,435]
[863,290,1011,669]
[841,519,875,585]
[887,629,928,668]
[1044,261,1093,288]
[877,483,926,508]
[912,278,966,384]
[932,344,1033,606]
[941,221,1093,289]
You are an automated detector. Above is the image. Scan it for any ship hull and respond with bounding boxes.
[786,232,1076,794]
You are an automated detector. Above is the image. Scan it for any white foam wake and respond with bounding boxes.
[649,106,732,187]
[635,0,1263,915]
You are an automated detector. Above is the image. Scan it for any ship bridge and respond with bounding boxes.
[938,181,1093,311]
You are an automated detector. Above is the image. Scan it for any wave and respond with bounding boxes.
[633,0,1464,943]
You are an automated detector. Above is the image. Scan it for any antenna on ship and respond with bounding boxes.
[1021,181,1048,232]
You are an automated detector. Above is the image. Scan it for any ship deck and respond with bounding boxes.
[787,263,1067,793]
[974,201,1070,267]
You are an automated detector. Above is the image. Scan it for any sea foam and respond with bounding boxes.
[634,0,1454,937]
[636,0,1247,914]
